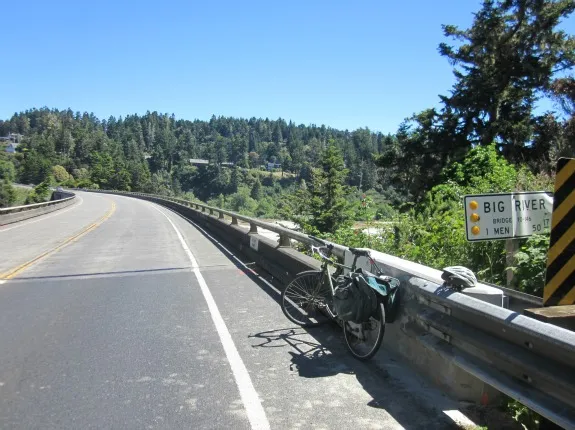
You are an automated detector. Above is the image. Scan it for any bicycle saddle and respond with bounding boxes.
[348,247,370,257]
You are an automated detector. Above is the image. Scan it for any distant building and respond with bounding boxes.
[2,133,23,153]
[189,158,235,168]
[189,158,209,166]
[4,142,19,153]
[0,133,23,143]
[266,162,281,171]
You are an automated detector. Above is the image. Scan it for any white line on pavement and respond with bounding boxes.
[155,205,282,295]
[151,204,271,430]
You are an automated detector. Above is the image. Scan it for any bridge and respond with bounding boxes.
[1,190,574,429]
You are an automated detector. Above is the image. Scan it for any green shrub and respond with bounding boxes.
[25,181,51,204]
[0,180,16,208]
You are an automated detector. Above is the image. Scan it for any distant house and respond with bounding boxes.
[189,158,235,168]
[0,133,23,143]
[189,158,209,166]
[2,133,23,153]
[266,162,281,171]
[4,142,19,153]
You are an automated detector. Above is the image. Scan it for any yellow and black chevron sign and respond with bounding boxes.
[544,157,575,306]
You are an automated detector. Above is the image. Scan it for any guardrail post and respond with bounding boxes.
[201,206,205,212]
[209,208,213,215]
[218,211,224,219]
[231,216,238,225]
[249,223,258,234]
[278,233,291,247]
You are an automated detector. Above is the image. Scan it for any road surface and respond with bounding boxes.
[0,191,469,429]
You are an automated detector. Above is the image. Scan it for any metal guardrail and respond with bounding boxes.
[80,189,350,259]
[404,277,575,428]
[78,188,575,428]
[0,192,76,225]
[0,195,75,214]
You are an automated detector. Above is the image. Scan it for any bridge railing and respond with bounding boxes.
[0,190,76,226]
[78,188,575,428]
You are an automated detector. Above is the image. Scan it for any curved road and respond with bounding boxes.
[0,192,465,429]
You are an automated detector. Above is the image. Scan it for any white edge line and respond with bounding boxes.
[147,203,314,318]
[151,205,316,318]
[150,204,271,430]
[150,202,282,295]
[0,196,84,233]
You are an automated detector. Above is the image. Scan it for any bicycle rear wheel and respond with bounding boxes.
[281,270,332,327]
[343,302,385,361]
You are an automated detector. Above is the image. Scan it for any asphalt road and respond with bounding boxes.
[0,191,467,430]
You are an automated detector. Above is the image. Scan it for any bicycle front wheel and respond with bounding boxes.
[343,302,385,361]
[281,270,333,327]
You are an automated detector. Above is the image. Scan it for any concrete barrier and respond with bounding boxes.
[0,191,76,226]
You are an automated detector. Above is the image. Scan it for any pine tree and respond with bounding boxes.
[308,144,353,233]
[438,0,575,154]
[230,167,240,194]
[250,178,262,200]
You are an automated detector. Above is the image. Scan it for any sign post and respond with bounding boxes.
[544,157,575,307]
[464,192,553,287]
[525,158,575,335]
[505,238,520,287]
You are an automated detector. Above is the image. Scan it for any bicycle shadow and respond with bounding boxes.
[248,326,459,429]
[249,327,354,379]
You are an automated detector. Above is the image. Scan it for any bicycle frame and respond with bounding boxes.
[281,239,394,360]
[314,246,386,320]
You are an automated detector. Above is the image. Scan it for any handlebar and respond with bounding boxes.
[308,236,386,277]
[311,245,333,261]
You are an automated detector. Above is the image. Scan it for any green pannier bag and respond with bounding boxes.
[333,272,377,323]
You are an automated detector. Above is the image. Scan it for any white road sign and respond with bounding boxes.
[464,192,553,241]
[250,236,259,251]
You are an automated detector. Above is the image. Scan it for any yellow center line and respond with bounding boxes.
[0,200,116,281]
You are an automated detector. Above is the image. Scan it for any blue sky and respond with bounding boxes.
[1,0,573,133]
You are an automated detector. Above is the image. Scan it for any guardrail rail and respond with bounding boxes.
[0,190,76,226]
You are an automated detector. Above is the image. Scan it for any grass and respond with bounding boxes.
[9,185,51,206]
[13,187,31,206]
